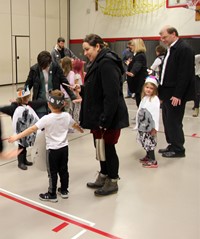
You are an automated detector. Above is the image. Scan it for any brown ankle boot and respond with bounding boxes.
[94,177,118,196]
[87,173,107,189]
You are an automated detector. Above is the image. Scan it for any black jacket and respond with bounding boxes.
[80,48,129,130]
[0,100,46,118]
[159,39,195,101]
[25,62,76,101]
[127,52,148,94]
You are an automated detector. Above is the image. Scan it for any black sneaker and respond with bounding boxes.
[39,192,58,202]
[57,188,69,199]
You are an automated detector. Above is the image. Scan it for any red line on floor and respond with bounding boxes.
[0,192,123,239]
[158,130,200,138]
[52,222,69,232]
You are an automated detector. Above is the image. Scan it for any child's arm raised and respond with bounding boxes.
[8,125,38,143]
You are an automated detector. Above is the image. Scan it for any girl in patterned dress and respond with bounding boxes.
[135,76,160,168]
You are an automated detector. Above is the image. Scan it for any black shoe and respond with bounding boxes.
[18,163,27,170]
[158,146,171,154]
[24,159,33,166]
[57,188,69,199]
[162,151,185,158]
[39,192,58,202]
[125,96,131,99]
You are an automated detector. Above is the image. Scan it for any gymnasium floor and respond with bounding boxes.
[0,84,199,239]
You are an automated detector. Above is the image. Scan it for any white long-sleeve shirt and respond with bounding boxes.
[135,95,160,132]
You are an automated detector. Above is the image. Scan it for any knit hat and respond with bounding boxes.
[17,86,30,98]
[145,75,159,87]
[48,92,65,108]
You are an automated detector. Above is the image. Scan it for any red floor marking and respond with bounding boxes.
[0,192,123,239]
[52,222,69,232]
[158,130,200,139]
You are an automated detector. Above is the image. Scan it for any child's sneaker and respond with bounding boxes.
[39,192,58,202]
[139,156,149,163]
[142,160,158,168]
[58,188,69,199]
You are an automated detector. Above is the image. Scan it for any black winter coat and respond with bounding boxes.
[80,48,129,130]
[127,52,148,94]
[25,62,76,101]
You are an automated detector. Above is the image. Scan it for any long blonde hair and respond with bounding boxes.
[130,38,146,53]
[141,82,158,100]
[60,56,72,76]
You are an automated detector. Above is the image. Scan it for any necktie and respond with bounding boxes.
[160,48,170,85]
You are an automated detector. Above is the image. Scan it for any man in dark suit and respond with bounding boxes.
[158,26,195,158]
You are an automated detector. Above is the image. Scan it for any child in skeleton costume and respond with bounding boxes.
[135,76,160,168]
[8,90,84,202]
[0,87,46,170]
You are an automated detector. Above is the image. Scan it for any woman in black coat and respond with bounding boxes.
[126,38,148,107]
[80,34,129,196]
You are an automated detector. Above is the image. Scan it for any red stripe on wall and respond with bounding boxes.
[70,35,200,44]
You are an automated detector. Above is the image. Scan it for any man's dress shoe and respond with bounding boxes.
[158,146,171,154]
[162,151,185,158]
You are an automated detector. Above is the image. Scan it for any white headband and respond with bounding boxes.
[145,76,159,87]
[48,94,65,108]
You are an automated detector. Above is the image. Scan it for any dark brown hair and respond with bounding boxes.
[166,27,179,37]
[83,34,105,49]
[37,51,52,69]
[57,37,65,43]
[155,45,166,56]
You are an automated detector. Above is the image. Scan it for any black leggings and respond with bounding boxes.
[100,144,119,179]
[147,150,155,161]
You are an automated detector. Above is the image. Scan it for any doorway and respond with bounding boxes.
[13,36,30,84]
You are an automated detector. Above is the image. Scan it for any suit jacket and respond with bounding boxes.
[127,52,148,94]
[159,39,195,101]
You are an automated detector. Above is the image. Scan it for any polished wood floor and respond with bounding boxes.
[0,84,199,239]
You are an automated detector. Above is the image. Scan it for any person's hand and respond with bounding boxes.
[147,69,153,75]
[8,135,18,143]
[9,98,17,103]
[73,84,81,91]
[126,72,134,77]
[72,98,82,103]
[170,96,181,106]
[74,87,81,93]
[0,148,23,160]
[125,60,130,65]
[150,128,157,136]
[62,83,81,92]
[72,123,84,133]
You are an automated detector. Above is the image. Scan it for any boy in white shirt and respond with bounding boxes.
[8,90,83,202]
